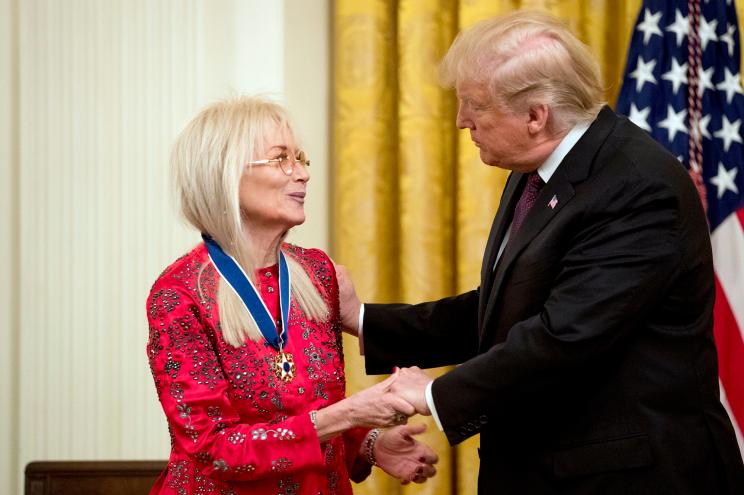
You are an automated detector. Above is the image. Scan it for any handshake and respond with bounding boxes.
[347,366,434,427]
[318,366,438,485]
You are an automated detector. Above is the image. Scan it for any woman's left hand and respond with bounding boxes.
[374,423,439,484]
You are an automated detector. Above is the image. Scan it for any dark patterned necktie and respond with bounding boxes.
[510,172,545,236]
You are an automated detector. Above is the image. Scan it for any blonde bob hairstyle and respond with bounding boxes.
[171,95,328,347]
[440,10,605,133]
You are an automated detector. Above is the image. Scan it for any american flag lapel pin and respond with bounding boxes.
[548,194,558,209]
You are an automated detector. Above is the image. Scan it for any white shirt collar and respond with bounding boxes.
[536,121,591,183]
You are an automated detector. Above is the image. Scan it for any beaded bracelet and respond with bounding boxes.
[363,428,382,466]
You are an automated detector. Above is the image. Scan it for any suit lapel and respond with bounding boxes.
[480,176,575,341]
[478,172,524,326]
[478,106,621,344]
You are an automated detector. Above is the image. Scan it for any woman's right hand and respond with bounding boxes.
[345,372,416,428]
[314,372,416,441]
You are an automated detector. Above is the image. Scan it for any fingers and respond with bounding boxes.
[399,422,427,437]
[417,463,437,479]
[389,366,432,415]
[334,263,349,281]
[412,449,439,469]
[411,434,439,466]
[349,374,423,428]
[378,371,399,388]
[355,371,430,427]
[418,449,439,465]
[395,366,424,378]
[376,370,416,425]
[410,431,439,465]
[386,393,416,418]
[374,428,439,485]
[402,461,437,485]
[335,263,362,333]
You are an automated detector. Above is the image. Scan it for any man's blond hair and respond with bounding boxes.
[440,11,605,132]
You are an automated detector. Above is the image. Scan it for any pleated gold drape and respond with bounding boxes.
[332,2,643,494]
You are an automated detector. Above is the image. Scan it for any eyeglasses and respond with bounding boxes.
[246,150,310,176]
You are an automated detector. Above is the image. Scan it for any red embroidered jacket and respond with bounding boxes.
[146,243,370,494]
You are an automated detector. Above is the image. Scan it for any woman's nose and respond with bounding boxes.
[293,162,309,182]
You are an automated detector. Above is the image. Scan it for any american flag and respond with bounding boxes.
[616,0,744,457]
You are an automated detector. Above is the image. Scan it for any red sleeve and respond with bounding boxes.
[343,427,373,482]
[146,283,325,480]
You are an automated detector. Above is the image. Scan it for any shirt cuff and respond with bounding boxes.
[425,380,443,431]
[358,304,365,355]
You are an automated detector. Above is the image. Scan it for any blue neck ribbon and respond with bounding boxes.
[202,234,291,350]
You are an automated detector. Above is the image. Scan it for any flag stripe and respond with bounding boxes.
[712,212,744,337]
[714,207,744,454]
[714,276,744,438]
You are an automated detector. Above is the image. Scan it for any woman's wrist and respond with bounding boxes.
[363,428,382,466]
[313,402,354,442]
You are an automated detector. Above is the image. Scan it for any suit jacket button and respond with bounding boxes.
[479,415,488,424]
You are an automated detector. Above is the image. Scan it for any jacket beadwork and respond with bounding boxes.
[146,242,370,495]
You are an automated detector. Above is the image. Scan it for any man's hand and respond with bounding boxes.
[391,367,432,416]
[334,263,362,335]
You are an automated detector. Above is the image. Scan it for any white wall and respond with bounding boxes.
[0,1,330,494]
[284,0,330,250]
[1,0,20,494]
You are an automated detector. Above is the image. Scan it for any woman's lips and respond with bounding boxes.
[289,192,306,204]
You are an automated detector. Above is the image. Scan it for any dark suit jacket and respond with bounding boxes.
[363,107,744,494]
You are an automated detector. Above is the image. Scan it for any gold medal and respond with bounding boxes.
[274,351,296,383]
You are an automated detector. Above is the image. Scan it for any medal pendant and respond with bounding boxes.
[274,351,296,383]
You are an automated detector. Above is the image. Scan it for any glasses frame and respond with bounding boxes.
[246,150,310,176]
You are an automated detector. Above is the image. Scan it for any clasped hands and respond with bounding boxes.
[350,366,433,427]
[349,366,438,484]
[332,263,438,483]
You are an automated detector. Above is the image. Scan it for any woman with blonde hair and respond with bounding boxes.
[146,95,437,494]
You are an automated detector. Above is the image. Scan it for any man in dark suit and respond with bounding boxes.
[337,10,744,494]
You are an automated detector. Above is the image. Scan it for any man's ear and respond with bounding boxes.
[526,103,550,135]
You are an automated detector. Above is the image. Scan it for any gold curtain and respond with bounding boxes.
[332,1,641,494]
